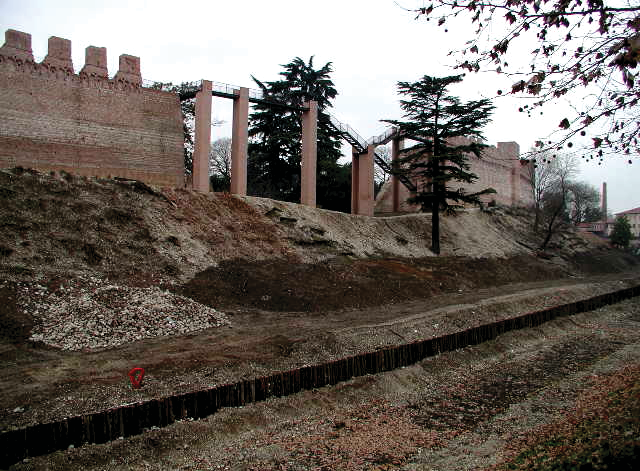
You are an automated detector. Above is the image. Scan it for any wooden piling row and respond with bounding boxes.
[2,284,639,467]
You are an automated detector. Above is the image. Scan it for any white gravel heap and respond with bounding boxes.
[23,277,230,351]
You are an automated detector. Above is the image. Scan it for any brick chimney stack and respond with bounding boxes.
[601,182,607,222]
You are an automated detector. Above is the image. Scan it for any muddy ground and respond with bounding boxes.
[1,168,639,469]
[10,294,640,471]
[2,253,638,431]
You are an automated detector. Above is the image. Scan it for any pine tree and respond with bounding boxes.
[384,75,495,254]
[248,57,348,211]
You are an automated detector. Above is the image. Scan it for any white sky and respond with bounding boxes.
[1,0,638,213]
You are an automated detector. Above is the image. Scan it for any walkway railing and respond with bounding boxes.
[368,126,399,146]
[327,113,368,152]
[327,113,416,192]
[148,78,415,191]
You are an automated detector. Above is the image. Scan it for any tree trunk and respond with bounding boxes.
[431,158,441,255]
[533,202,541,233]
[432,195,440,254]
[539,186,567,250]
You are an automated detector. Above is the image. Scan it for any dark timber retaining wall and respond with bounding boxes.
[2,285,640,467]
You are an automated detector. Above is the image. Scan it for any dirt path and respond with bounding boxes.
[2,271,639,434]
[13,292,640,470]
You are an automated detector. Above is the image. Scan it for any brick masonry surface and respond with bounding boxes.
[0,30,183,187]
[376,139,534,214]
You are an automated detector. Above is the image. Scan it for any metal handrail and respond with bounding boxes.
[141,78,159,88]
[142,76,415,191]
[327,113,368,151]
[368,126,399,146]
[211,81,238,96]
[142,79,201,91]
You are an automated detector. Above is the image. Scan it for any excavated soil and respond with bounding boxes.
[11,298,640,471]
[1,167,640,469]
[176,255,570,313]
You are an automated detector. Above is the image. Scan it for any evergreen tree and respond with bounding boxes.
[248,57,349,212]
[384,75,495,254]
[611,216,632,248]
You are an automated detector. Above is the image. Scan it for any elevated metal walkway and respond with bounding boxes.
[161,79,416,192]
[159,80,309,111]
[326,113,415,192]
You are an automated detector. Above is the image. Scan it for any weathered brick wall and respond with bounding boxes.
[375,138,534,214]
[0,30,183,187]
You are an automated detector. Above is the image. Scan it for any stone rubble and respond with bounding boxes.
[19,276,229,351]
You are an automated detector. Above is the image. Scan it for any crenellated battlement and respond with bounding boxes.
[0,29,142,85]
[44,36,73,71]
[0,28,183,188]
[0,29,33,61]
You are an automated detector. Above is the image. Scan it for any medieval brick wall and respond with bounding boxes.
[375,139,534,214]
[0,29,183,187]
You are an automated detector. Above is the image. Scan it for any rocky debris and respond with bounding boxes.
[19,276,229,351]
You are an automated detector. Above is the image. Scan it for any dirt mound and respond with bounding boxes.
[1,166,637,340]
[0,166,639,446]
[0,167,607,289]
[1,167,639,468]
[0,168,290,284]
[177,254,571,312]
[243,196,545,260]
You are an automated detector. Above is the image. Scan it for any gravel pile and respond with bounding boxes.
[20,277,229,351]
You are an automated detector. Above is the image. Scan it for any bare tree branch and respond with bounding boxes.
[409,0,640,162]
[209,137,232,180]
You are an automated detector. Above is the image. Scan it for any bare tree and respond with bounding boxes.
[411,1,640,161]
[527,150,576,231]
[567,181,601,224]
[374,144,392,187]
[209,137,232,191]
[151,81,226,175]
[530,152,578,249]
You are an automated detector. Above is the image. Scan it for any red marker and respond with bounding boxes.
[128,367,145,389]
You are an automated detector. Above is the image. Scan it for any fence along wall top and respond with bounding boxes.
[173,80,309,112]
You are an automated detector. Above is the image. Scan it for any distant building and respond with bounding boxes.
[614,207,640,238]
[575,182,614,237]
[576,220,614,236]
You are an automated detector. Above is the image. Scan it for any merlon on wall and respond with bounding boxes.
[0,29,183,188]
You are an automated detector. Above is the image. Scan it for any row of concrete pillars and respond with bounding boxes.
[350,138,405,216]
[191,79,404,216]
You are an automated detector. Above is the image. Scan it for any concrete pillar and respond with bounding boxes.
[351,147,360,214]
[193,80,212,192]
[391,138,403,213]
[230,87,249,195]
[114,54,141,85]
[80,46,108,77]
[356,145,376,216]
[0,29,34,61]
[301,100,318,206]
[43,36,73,71]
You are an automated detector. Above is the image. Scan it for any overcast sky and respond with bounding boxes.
[1,0,637,213]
